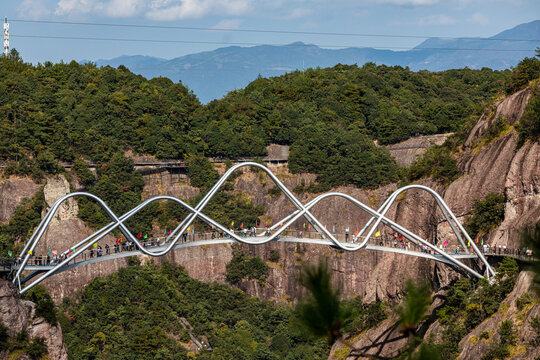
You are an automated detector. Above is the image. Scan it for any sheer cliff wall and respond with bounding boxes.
[1,87,537,305]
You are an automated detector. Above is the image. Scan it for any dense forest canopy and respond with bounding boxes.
[0,52,511,190]
[59,261,331,360]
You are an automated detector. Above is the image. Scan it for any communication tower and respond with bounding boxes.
[3,18,9,57]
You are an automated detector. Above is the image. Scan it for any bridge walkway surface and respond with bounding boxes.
[4,229,533,278]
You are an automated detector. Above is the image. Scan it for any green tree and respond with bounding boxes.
[465,193,505,238]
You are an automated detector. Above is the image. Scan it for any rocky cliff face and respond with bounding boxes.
[441,87,539,250]
[0,176,41,223]
[386,133,452,167]
[0,279,68,359]
[328,272,539,360]
[458,272,540,360]
[3,85,537,310]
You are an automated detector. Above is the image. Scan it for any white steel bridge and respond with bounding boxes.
[11,162,495,294]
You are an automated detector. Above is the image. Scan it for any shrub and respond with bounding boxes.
[432,258,520,358]
[529,317,540,347]
[484,117,509,143]
[73,159,96,187]
[267,186,282,198]
[186,154,219,188]
[0,323,8,350]
[127,256,141,267]
[405,145,459,185]
[25,337,48,359]
[480,331,490,340]
[500,320,517,346]
[516,292,534,310]
[226,249,269,284]
[180,330,191,343]
[269,250,280,263]
[516,83,540,146]
[23,285,57,325]
[465,193,505,238]
[342,299,388,335]
[505,54,540,94]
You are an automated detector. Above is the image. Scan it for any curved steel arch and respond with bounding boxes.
[13,162,493,294]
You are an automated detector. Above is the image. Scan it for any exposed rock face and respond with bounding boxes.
[26,174,114,302]
[387,133,452,167]
[43,175,79,221]
[34,174,114,256]
[458,271,540,360]
[0,279,68,360]
[494,140,540,249]
[263,144,289,162]
[142,171,199,199]
[0,176,41,223]
[441,87,539,251]
[465,87,531,147]
[3,85,537,313]
[444,133,517,217]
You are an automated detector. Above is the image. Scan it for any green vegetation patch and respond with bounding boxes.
[403,144,459,185]
[226,248,270,284]
[504,50,540,95]
[516,81,540,146]
[429,258,519,358]
[0,54,509,192]
[0,326,48,360]
[59,262,330,360]
[465,193,506,239]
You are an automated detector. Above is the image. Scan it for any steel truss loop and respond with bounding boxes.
[13,162,494,294]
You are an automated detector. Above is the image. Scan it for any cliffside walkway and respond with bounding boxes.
[11,162,499,294]
[6,232,532,279]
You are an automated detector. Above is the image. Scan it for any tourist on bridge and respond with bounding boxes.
[105,244,110,255]
[97,245,102,257]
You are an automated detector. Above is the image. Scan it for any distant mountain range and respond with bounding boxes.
[93,20,540,103]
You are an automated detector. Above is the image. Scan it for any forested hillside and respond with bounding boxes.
[58,261,333,360]
[0,51,509,191]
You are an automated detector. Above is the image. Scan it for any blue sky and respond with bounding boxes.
[2,0,539,64]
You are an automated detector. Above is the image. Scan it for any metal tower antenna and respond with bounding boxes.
[3,17,9,57]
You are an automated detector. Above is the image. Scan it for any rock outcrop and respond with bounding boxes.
[458,271,539,360]
[465,87,531,148]
[387,133,452,167]
[3,84,537,312]
[0,279,68,360]
[0,176,41,223]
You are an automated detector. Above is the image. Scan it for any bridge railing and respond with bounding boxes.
[6,228,534,269]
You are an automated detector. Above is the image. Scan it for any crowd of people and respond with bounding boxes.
[3,228,536,267]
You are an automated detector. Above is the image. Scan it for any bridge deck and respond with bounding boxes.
[11,235,484,274]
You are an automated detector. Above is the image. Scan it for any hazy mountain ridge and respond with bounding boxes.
[93,20,539,102]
